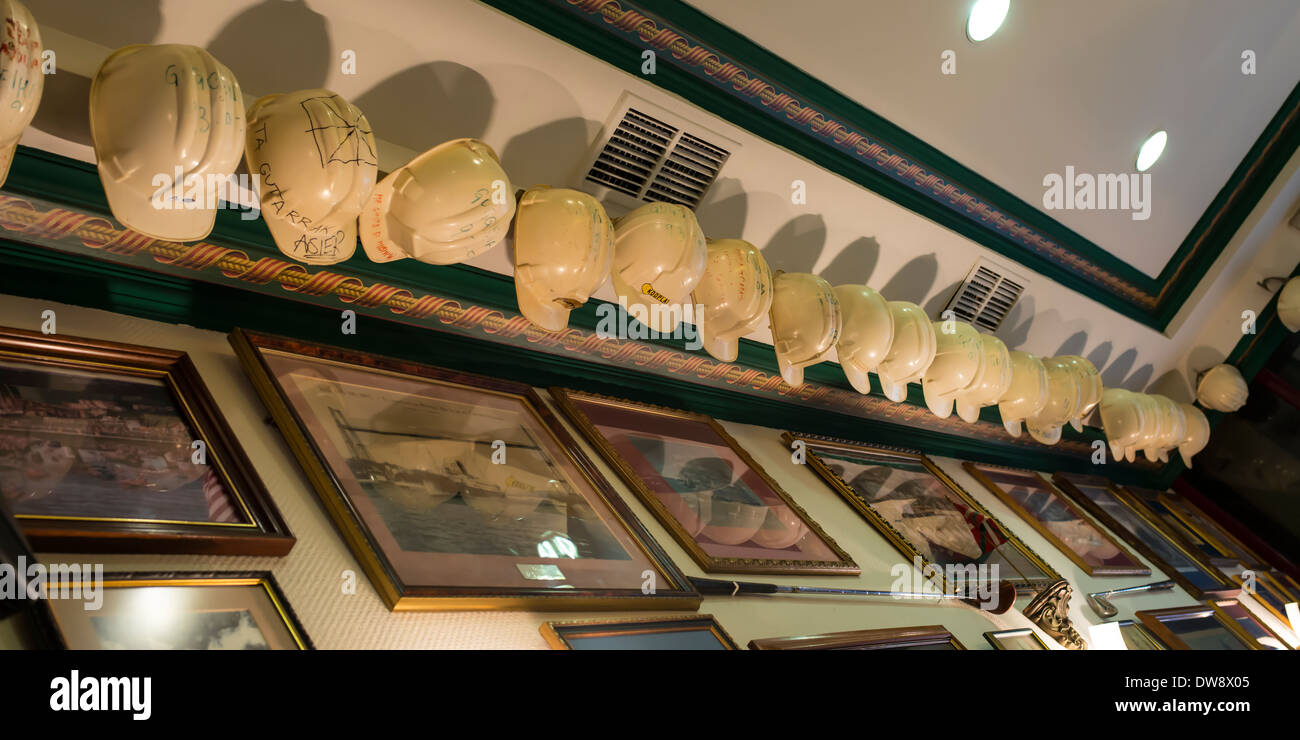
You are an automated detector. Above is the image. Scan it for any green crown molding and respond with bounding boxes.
[480,0,1300,331]
[0,145,1161,486]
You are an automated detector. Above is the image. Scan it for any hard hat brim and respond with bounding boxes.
[515,282,571,333]
[263,209,358,266]
[841,362,873,396]
[702,332,739,363]
[98,161,218,242]
[0,138,18,190]
[358,171,409,263]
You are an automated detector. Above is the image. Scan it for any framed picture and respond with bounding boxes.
[964,463,1149,577]
[44,571,312,649]
[230,330,699,611]
[784,433,1060,593]
[984,628,1050,650]
[1116,620,1166,650]
[1052,474,1238,600]
[540,614,737,650]
[1238,569,1300,625]
[1135,604,1262,650]
[1211,599,1290,650]
[549,390,858,576]
[0,327,292,555]
[0,504,64,649]
[748,624,966,650]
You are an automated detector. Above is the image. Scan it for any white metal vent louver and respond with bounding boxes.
[942,259,1029,332]
[581,94,735,211]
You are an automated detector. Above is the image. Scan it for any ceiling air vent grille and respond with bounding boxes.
[943,259,1029,332]
[582,95,735,211]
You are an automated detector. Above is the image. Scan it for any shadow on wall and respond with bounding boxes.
[207,0,332,95]
[29,71,92,147]
[27,0,162,48]
[879,253,938,305]
[355,62,494,155]
[501,117,601,193]
[694,176,747,238]
[761,214,826,274]
[821,236,881,286]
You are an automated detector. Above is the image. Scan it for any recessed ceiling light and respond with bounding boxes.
[967,0,1010,42]
[1136,130,1168,172]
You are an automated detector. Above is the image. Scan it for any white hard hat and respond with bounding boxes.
[512,185,614,332]
[998,351,1049,438]
[921,321,984,419]
[876,301,937,403]
[1058,355,1103,432]
[90,44,246,242]
[1025,357,1082,445]
[1177,402,1210,467]
[244,89,377,265]
[611,202,707,334]
[769,272,842,387]
[955,333,1012,424]
[360,138,514,265]
[692,238,773,362]
[0,0,42,187]
[1195,363,1248,412]
[1100,388,1145,461]
[832,284,893,395]
[1143,395,1185,463]
[1278,276,1300,332]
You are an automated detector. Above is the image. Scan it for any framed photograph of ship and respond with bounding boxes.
[548,390,858,576]
[1052,473,1239,600]
[0,327,292,555]
[963,463,1149,577]
[783,434,1060,593]
[229,330,699,611]
[44,571,311,650]
[540,614,738,650]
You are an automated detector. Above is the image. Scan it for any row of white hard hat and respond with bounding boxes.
[1099,389,1210,467]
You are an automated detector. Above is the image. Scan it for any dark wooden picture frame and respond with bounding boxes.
[1052,473,1238,600]
[784,433,1061,593]
[1135,604,1262,650]
[231,330,699,611]
[550,389,858,576]
[43,570,312,650]
[964,463,1149,577]
[749,624,966,650]
[540,614,738,650]
[0,327,292,555]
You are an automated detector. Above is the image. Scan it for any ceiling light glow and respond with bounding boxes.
[967,0,1010,42]
[1136,130,1168,172]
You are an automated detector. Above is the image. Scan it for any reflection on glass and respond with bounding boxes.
[1161,614,1253,650]
[565,628,729,650]
[1216,601,1287,650]
[1073,484,1222,591]
[0,360,241,523]
[1118,622,1164,650]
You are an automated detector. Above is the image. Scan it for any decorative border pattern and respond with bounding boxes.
[0,191,1161,475]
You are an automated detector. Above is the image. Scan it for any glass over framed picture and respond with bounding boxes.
[0,327,292,555]
[230,330,698,611]
[44,572,311,650]
[540,615,737,650]
[1135,604,1262,650]
[1120,485,1266,569]
[785,433,1060,593]
[1211,599,1291,650]
[548,389,858,576]
[1052,473,1238,600]
[963,463,1149,577]
[984,628,1051,650]
[1116,619,1166,650]
[749,625,966,650]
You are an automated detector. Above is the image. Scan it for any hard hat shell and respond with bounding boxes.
[1025,357,1082,446]
[921,321,984,419]
[769,272,841,387]
[955,333,1012,424]
[1279,276,1300,332]
[1195,363,1248,412]
[512,185,614,332]
[1058,355,1102,432]
[245,89,377,265]
[998,351,1049,438]
[1177,402,1209,468]
[1099,388,1145,460]
[610,202,707,335]
[360,138,514,265]
[832,284,893,395]
[1143,395,1186,463]
[0,0,42,187]
[876,301,937,403]
[691,238,773,362]
[90,43,246,242]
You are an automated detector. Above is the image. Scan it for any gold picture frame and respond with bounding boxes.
[549,389,858,576]
[749,624,966,650]
[540,614,738,650]
[784,433,1062,593]
[1136,604,1263,650]
[1211,599,1291,650]
[964,463,1149,577]
[984,628,1051,650]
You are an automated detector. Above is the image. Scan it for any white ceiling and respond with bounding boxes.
[688,0,1300,277]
